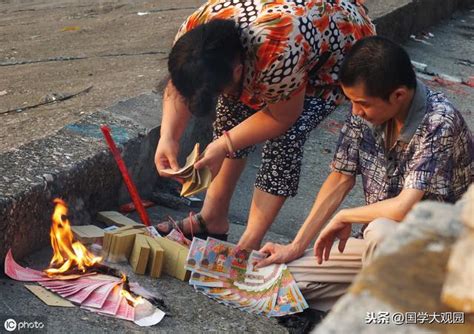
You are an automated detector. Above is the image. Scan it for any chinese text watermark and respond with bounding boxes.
[365,311,465,325]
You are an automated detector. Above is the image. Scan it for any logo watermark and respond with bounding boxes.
[365,311,465,325]
[1,316,47,333]
[4,319,16,332]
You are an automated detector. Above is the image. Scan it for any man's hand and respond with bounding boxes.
[255,242,304,268]
[313,215,352,264]
[155,137,180,176]
[194,138,228,177]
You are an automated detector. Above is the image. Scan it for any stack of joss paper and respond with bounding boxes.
[4,250,165,326]
[160,143,211,197]
[185,238,309,317]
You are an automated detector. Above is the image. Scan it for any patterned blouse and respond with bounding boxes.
[331,81,473,204]
[175,0,375,110]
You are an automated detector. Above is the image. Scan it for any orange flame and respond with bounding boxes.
[121,289,144,307]
[120,274,144,306]
[44,198,102,276]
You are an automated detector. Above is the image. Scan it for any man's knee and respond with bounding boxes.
[363,217,399,247]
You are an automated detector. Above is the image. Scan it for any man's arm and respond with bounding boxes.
[256,171,355,267]
[314,188,425,263]
[292,171,356,253]
[334,188,425,224]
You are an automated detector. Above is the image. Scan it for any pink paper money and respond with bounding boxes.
[98,285,123,315]
[5,249,94,281]
[4,249,51,282]
[81,281,120,309]
[115,297,135,321]
[4,249,161,325]
[67,280,111,304]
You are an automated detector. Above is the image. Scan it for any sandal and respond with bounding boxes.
[156,213,228,241]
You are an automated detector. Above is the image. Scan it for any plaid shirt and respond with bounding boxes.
[332,80,473,204]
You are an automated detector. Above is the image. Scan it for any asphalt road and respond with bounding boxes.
[0,0,200,153]
[2,0,465,154]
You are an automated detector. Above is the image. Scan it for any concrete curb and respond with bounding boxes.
[0,93,163,262]
[372,0,474,42]
[1,0,473,263]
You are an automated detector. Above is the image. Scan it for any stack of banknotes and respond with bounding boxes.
[160,143,211,197]
[4,250,164,326]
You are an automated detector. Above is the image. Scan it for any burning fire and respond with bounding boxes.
[44,199,144,307]
[44,198,102,276]
[120,274,144,307]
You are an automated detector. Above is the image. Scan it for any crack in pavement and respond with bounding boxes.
[148,6,196,13]
[0,51,169,67]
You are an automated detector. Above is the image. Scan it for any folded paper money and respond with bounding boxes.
[160,143,211,197]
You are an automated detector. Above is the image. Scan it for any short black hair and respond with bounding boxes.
[168,19,243,117]
[340,36,416,100]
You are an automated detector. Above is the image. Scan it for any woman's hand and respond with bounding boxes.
[194,138,228,177]
[255,242,304,268]
[154,137,180,177]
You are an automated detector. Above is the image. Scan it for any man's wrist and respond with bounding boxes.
[290,241,306,257]
[335,209,351,224]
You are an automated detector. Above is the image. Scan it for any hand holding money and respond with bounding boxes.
[159,143,212,197]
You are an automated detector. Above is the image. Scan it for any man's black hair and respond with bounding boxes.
[339,36,416,100]
[168,19,243,117]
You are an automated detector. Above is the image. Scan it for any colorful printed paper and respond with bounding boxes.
[185,238,308,317]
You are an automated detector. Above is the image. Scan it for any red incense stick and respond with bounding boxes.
[100,125,151,226]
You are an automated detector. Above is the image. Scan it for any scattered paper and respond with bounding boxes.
[25,285,75,308]
[135,308,165,326]
[438,73,463,83]
[61,26,80,32]
[410,34,433,45]
[145,225,161,238]
[411,60,428,72]
[463,76,474,88]
[134,299,165,326]
[166,228,190,246]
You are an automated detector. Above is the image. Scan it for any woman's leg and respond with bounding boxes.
[197,157,247,234]
[238,189,287,249]
[239,98,335,249]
